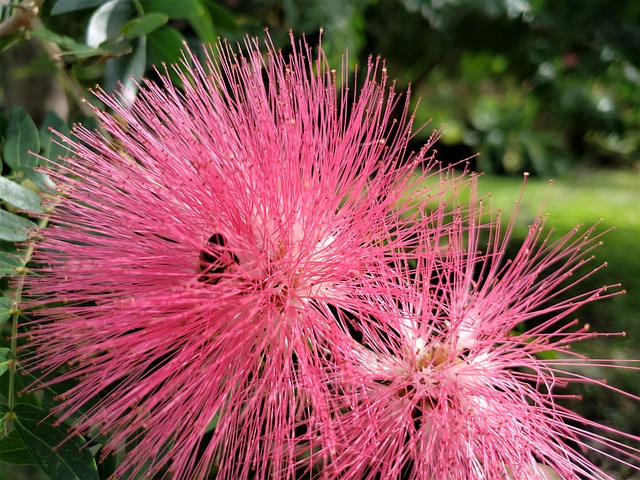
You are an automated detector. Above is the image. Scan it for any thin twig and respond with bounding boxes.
[0,0,38,38]
[30,16,96,118]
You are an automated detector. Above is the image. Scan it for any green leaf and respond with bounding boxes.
[141,0,204,18]
[122,13,169,39]
[14,404,99,480]
[105,36,147,104]
[147,26,186,72]
[0,368,41,410]
[0,297,15,325]
[0,176,43,213]
[36,113,68,191]
[203,0,237,33]
[23,168,56,192]
[536,349,558,360]
[0,210,38,242]
[86,0,135,48]
[39,111,70,164]
[188,2,217,45]
[0,348,11,377]
[51,0,105,15]
[0,251,23,277]
[2,108,39,172]
[30,29,132,60]
[24,370,99,430]
[96,447,117,479]
[0,428,35,465]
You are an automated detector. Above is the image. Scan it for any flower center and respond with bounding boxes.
[197,233,240,284]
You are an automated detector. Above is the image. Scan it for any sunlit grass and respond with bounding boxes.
[464,170,640,474]
[476,169,639,233]
[477,169,639,342]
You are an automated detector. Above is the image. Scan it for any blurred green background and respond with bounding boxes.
[1,0,639,478]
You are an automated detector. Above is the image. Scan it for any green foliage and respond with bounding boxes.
[0,297,14,325]
[50,0,105,15]
[0,105,109,479]
[0,348,11,377]
[0,428,35,465]
[5,0,227,109]
[29,28,133,61]
[474,171,639,344]
[0,210,37,242]
[365,0,640,174]
[121,13,169,39]
[12,404,99,480]
[2,0,638,173]
[2,108,39,172]
[0,177,43,213]
[39,112,70,168]
[0,252,23,278]
[0,107,77,479]
[140,0,205,19]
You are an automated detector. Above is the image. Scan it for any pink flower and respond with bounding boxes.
[23,34,458,479]
[23,31,638,480]
[331,178,640,480]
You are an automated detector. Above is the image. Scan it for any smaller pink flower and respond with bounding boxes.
[332,178,640,480]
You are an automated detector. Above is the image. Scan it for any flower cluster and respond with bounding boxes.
[23,34,639,479]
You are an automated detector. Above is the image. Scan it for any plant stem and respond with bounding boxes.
[7,215,49,411]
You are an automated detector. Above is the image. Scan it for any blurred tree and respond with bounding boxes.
[362,0,640,174]
[3,0,638,175]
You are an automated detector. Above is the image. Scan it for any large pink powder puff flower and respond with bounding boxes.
[331,179,640,480]
[23,34,460,479]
